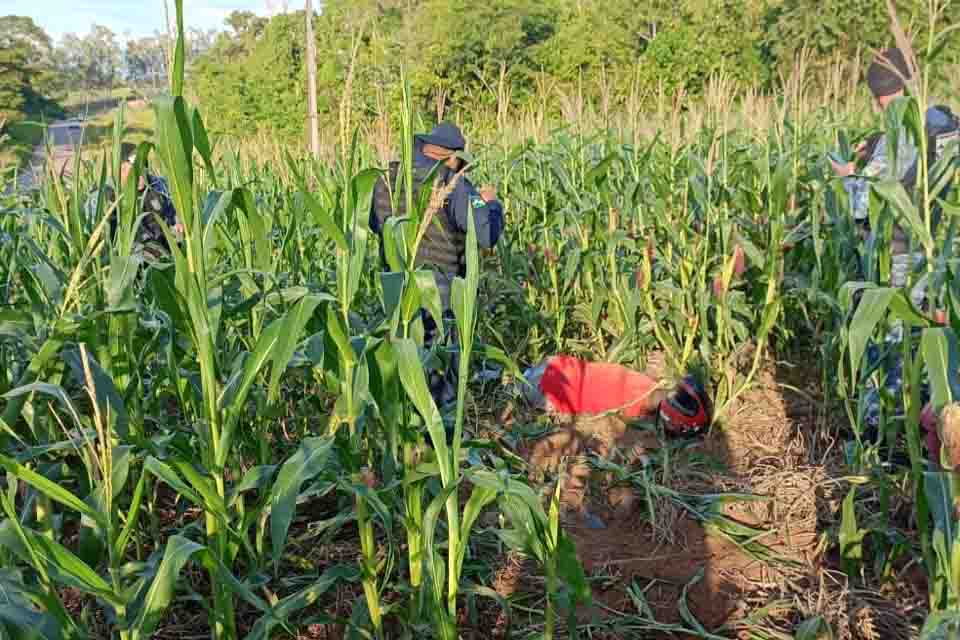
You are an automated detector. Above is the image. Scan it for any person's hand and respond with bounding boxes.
[174,222,184,235]
[480,185,497,202]
[854,140,869,160]
[831,159,855,178]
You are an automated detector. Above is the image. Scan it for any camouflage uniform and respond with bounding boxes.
[845,128,924,300]
[85,173,179,260]
[851,49,960,440]
[846,130,921,432]
[850,107,960,432]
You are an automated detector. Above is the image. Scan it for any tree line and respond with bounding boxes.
[0,14,216,124]
[3,1,958,138]
[190,0,960,142]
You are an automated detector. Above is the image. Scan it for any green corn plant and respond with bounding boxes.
[394,207,495,638]
[843,2,960,613]
[135,3,352,636]
[374,70,459,621]
[0,346,278,639]
[494,473,591,640]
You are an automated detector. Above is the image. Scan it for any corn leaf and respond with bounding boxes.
[0,521,122,608]
[170,0,185,95]
[190,107,216,183]
[873,179,932,251]
[114,469,147,560]
[794,616,834,640]
[130,535,273,640]
[453,484,497,584]
[0,454,107,530]
[152,95,194,231]
[839,488,865,578]
[144,457,224,521]
[0,569,64,640]
[326,305,356,367]
[413,269,443,332]
[422,483,458,613]
[268,436,335,566]
[289,161,347,250]
[922,328,960,411]
[921,611,960,639]
[847,287,897,384]
[396,338,451,486]
[266,294,325,405]
[247,565,358,640]
[227,465,278,507]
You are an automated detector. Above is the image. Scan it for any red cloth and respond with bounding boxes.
[539,355,659,418]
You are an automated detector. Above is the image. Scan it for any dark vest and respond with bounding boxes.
[371,161,465,276]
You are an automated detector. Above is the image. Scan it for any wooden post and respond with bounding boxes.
[305,0,320,159]
[163,0,174,92]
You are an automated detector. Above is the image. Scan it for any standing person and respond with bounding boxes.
[830,47,959,437]
[831,47,958,306]
[371,123,505,407]
[85,143,183,260]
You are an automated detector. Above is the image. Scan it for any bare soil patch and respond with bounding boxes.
[507,354,924,638]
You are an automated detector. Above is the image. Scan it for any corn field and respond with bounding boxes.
[3,1,960,638]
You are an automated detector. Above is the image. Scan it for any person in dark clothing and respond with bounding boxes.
[371,122,505,407]
[84,143,182,260]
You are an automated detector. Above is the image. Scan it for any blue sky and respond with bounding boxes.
[6,0,276,41]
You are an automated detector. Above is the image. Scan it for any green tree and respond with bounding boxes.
[0,15,60,121]
[125,36,167,88]
[58,25,122,93]
[407,0,559,112]
[637,0,768,97]
[533,0,649,81]
[194,11,311,139]
[762,0,960,72]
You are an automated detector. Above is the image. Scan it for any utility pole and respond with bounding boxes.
[163,0,174,91]
[305,0,320,159]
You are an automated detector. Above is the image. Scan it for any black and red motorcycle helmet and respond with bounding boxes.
[657,376,712,436]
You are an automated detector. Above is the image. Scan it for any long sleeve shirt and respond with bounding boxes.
[844,127,918,223]
[413,145,504,249]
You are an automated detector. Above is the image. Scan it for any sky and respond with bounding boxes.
[5,0,281,42]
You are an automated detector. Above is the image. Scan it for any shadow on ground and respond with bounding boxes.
[482,345,929,638]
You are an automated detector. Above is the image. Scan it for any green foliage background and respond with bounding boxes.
[187,0,960,142]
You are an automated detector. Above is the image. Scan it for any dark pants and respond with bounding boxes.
[424,309,459,410]
[861,331,930,457]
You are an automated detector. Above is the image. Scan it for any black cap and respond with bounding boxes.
[867,48,911,98]
[414,122,466,151]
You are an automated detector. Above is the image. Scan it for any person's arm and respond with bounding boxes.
[84,185,117,228]
[149,175,183,234]
[449,178,504,249]
[833,136,892,225]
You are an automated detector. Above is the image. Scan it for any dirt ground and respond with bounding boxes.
[502,353,928,639]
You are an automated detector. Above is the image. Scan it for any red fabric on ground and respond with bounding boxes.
[539,355,659,418]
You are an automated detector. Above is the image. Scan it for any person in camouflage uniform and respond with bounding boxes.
[831,48,960,435]
[370,123,504,408]
[85,143,182,260]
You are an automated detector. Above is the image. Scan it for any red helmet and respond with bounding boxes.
[658,376,711,436]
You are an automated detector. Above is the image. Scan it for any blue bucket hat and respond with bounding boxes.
[415,122,466,151]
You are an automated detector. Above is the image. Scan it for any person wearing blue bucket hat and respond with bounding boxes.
[371,122,505,410]
[414,121,467,153]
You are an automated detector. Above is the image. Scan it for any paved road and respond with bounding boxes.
[15,120,86,191]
